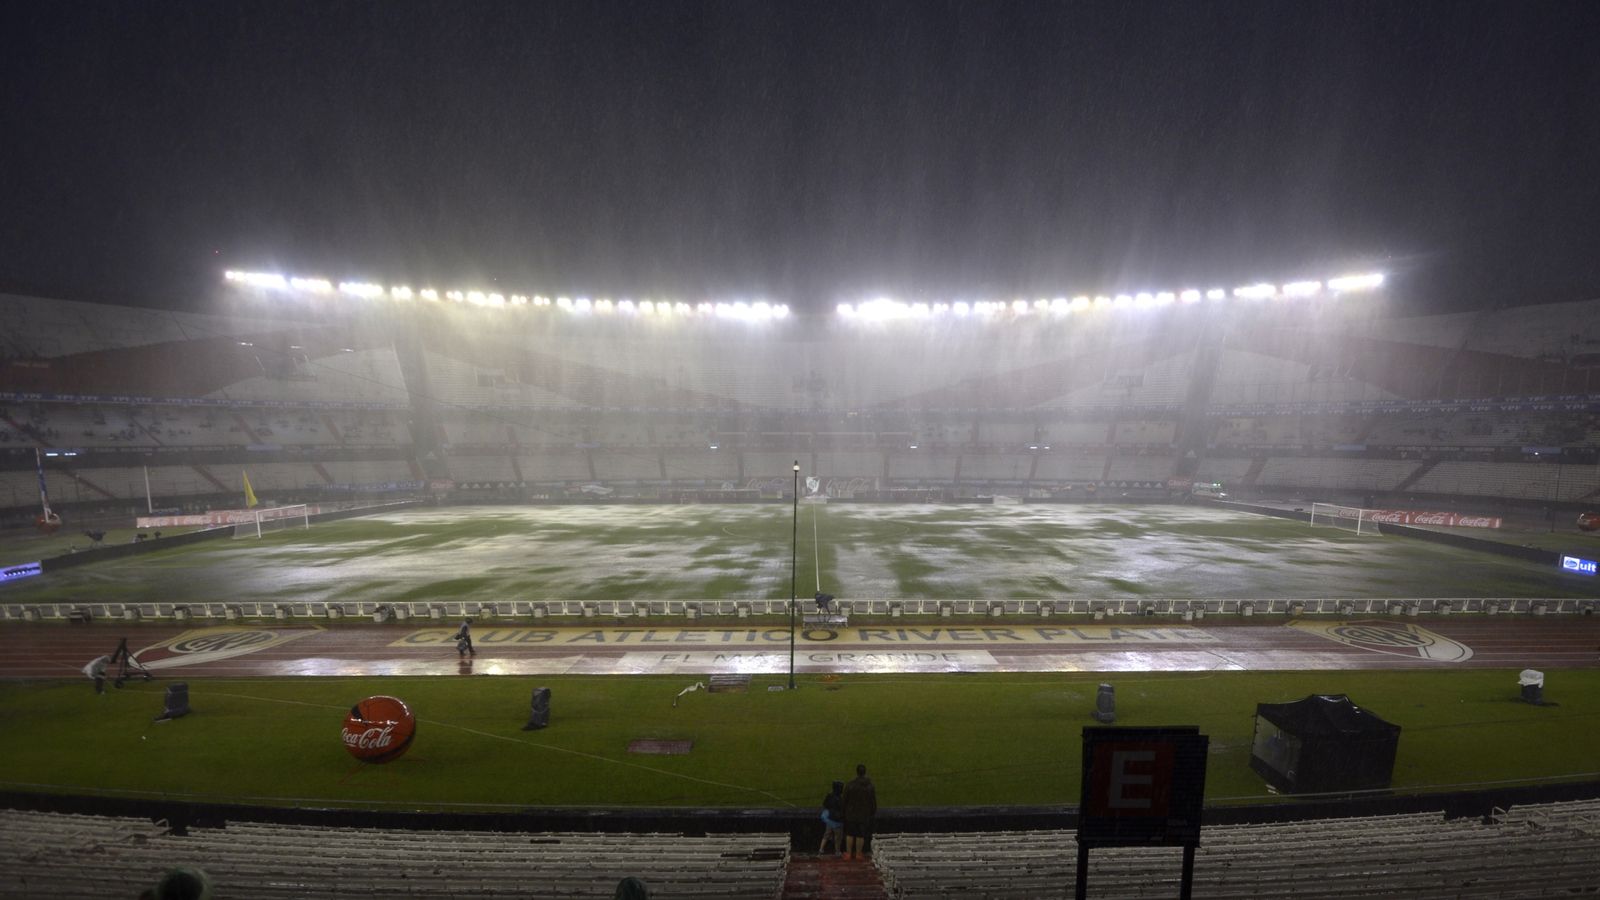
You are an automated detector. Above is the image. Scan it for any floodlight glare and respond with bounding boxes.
[1179,289,1201,303]
[291,277,333,293]
[953,301,970,316]
[1135,292,1155,308]
[1281,280,1322,298]
[1072,296,1091,311]
[1011,299,1028,313]
[390,286,414,299]
[339,281,384,298]
[1206,288,1227,300]
[421,289,439,301]
[1114,294,1133,307]
[1234,283,1277,300]
[556,296,572,309]
[1155,291,1175,305]
[1328,272,1385,292]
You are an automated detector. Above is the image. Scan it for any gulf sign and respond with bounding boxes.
[1561,555,1598,576]
[1366,510,1502,529]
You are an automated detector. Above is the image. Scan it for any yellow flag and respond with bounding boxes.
[243,471,259,508]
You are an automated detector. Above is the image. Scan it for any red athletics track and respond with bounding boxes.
[1,618,1597,678]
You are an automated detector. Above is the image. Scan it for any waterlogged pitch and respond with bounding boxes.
[3,503,1592,606]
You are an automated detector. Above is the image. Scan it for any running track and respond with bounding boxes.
[2,618,1597,679]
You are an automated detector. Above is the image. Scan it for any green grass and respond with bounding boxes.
[6,504,1595,607]
[3,669,1596,810]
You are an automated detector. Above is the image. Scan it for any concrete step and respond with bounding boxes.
[781,853,888,900]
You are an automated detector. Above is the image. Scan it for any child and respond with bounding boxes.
[818,780,845,856]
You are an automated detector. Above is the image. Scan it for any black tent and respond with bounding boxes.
[1249,694,1401,794]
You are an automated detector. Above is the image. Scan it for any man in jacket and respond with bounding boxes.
[842,763,877,860]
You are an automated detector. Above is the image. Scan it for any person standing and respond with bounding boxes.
[83,654,111,694]
[452,618,476,657]
[818,780,845,856]
[842,763,877,860]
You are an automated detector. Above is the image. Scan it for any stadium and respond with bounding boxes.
[3,270,1599,899]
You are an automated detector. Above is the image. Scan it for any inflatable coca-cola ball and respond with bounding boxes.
[342,695,416,763]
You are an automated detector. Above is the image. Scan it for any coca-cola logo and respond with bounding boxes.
[1456,516,1500,528]
[342,695,415,764]
[1367,511,1408,524]
[342,725,395,750]
[1412,513,1453,525]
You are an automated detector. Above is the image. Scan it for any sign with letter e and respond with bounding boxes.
[1078,726,1208,847]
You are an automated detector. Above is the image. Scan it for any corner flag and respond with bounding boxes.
[243,471,259,508]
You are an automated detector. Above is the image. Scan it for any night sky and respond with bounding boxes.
[3,1,1598,313]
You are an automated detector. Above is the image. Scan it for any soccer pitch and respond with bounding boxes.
[3,503,1592,607]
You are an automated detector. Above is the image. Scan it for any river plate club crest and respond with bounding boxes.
[134,626,324,670]
[1289,619,1473,663]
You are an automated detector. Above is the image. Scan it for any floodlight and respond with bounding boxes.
[1114,294,1133,307]
[696,302,713,314]
[1328,273,1385,292]
[1135,292,1155,308]
[1281,281,1321,298]
[292,277,332,293]
[1180,289,1201,303]
[912,302,930,316]
[838,303,856,316]
[390,286,414,299]
[575,297,592,311]
[675,302,692,315]
[1011,299,1028,313]
[1233,283,1277,299]
[1093,296,1111,308]
[487,293,506,306]
[1050,297,1069,313]
[421,289,439,301]
[556,296,572,309]
[595,299,613,312]
[226,271,286,290]
[1072,296,1091,311]
[1034,299,1049,310]
[1206,288,1226,300]
[1155,291,1175,305]
[953,301,970,316]
[639,300,655,314]
[340,282,384,298]
[447,290,466,302]
[933,303,949,314]
[774,304,790,318]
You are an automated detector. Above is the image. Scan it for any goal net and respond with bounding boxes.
[1308,502,1380,535]
[235,504,311,538]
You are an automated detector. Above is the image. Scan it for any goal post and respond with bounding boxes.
[237,504,311,538]
[1308,502,1379,535]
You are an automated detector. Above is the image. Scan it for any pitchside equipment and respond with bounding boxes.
[1309,502,1380,535]
[236,504,310,538]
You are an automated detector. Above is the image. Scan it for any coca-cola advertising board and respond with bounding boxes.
[1367,510,1502,529]
[342,695,416,763]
